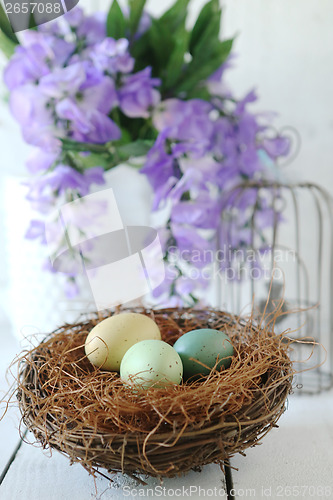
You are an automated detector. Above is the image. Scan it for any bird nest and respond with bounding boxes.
[15,307,293,479]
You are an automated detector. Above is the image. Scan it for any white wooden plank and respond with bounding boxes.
[231,391,333,499]
[0,441,228,500]
[0,321,21,476]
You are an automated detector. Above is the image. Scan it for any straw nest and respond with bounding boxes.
[15,307,293,479]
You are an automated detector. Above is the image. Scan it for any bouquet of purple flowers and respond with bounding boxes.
[0,0,290,305]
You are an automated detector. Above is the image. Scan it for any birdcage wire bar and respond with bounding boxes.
[216,181,333,394]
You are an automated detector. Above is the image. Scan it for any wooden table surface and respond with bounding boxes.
[1,322,333,500]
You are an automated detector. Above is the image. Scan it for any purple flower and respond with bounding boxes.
[4,32,75,90]
[238,146,262,177]
[206,55,236,97]
[26,191,55,214]
[27,165,105,199]
[63,6,85,28]
[178,156,221,182]
[171,196,222,229]
[222,187,259,212]
[10,84,51,126]
[134,10,152,39]
[152,176,179,210]
[168,159,220,206]
[64,278,80,298]
[255,206,281,230]
[39,7,106,47]
[39,63,87,98]
[151,264,178,299]
[69,110,121,144]
[4,44,50,90]
[175,276,197,296]
[153,98,214,148]
[26,149,58,174]
[38,8,83,37]
[22,31,75,66]
[40,64,120,143]
[171,223,211,255]
[237,112,259,145]
[175,271,210,297]
[141,131,180,195]
[2,2,292,307]
[208,54,236,83]
[119,67,161,118]
[156,227,173,253]
[86,38,134,74]
[23,124,62,152]
[212,111,263,179]
[171,140,211,160]
[235,89,258,115]
[82,166,106,191]
[262,136,290,158]
[77,12,107,46]
[25,220,46,242]
[10,84,62,151]
[38,19,64,37]
[218,220,252,252]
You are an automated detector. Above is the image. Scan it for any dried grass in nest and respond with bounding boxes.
[12,307,293,479]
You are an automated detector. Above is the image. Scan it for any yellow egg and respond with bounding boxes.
[84,313,161,371]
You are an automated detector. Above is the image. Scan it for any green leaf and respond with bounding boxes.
[170,1,230,96]
[118,140,153,159]
[148,19,175,74]
[160,0,190,32]
[129,0,146,37]
[175,38,234,95]
[130,29,150,69]
[0,4,19,44]
[68,152,111,171]
[131,0,189,76]
[61,139,154,171]
[163,30,189,90]
[27,12,38,30]
[187,37,229,77]
[189,0,220,54]
[117,127,133,145]
[186,85,212,101]
[0,29,16,58]
[107,0,126,39]
[61,139,109,154]
[191,11,222,59]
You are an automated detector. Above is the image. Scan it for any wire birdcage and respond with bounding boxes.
[216,180,333,394]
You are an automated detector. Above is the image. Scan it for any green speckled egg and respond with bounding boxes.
[120,339,183,389]
[173,328,234,378]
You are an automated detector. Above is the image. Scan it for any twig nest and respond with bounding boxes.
[16,307,294,479]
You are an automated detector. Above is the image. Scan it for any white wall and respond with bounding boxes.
[221,0,333,193]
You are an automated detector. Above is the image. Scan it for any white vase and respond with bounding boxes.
[3,166,153,341]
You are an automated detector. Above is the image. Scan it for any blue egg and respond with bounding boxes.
[173,328,234,378]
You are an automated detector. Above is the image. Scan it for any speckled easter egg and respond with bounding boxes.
[173,328,234,378]
[85,313,161,371]
[120,339,183,389]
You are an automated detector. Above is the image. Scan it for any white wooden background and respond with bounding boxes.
[1,0,333,498]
